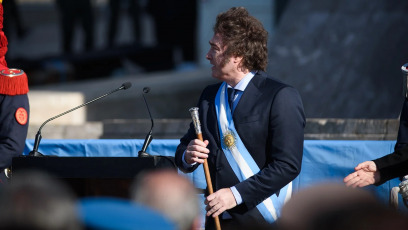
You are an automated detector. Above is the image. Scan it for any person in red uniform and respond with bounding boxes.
[0,0,29,183]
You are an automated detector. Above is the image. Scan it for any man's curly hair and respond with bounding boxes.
[214,7,268,71]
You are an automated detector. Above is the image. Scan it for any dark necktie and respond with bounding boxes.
[228,88,236,109]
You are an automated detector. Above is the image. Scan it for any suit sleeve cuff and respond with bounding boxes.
[182,150,196,169]
[230,186,243,205]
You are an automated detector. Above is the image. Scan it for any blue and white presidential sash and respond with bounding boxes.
[215,82,292,223]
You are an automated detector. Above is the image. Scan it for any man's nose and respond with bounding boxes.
[206,51,211,60]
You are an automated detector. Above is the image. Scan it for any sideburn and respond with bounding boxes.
[221,55,230,67]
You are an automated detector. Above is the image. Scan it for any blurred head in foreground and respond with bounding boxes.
[130,169,201,230]
[279,183,408,230]
[0,170,82,230]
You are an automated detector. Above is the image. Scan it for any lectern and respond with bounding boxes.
[11,156,176,198]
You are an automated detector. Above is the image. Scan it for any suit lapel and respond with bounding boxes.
[233,72,265,120]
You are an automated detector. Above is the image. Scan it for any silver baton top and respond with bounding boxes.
[189,107,202,134]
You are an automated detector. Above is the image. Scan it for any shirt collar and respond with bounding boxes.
[228,71,256,91]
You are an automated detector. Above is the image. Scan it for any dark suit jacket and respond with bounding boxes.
[374,145,408,185]
[0,94,29,171]
[374,99,408,184]
[175,71,305,226]
[396,99,408,150]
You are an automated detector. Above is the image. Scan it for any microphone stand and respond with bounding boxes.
[138,87,153,157]
[136,87,177,169]
[29,82,132,157]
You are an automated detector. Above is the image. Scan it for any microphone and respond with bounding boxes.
[138,87,154,157]
[402,63,408,99]
[29,82,132,157]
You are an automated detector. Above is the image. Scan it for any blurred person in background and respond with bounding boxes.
[56,0,94,54]
[107,0,141,48]
[147,0,197,69]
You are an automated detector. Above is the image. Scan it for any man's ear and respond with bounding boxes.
[233,56,243,64]
[234,56,246,71]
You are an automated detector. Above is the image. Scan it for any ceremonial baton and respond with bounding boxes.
[189,107,221,230]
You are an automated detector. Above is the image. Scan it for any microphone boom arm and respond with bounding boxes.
[29,82,131,156]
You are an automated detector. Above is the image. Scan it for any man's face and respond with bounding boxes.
[206,33,234,81]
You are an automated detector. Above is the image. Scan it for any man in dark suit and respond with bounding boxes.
[175,7,305,229]
[345,63,408,187]
[344,99,408,187]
